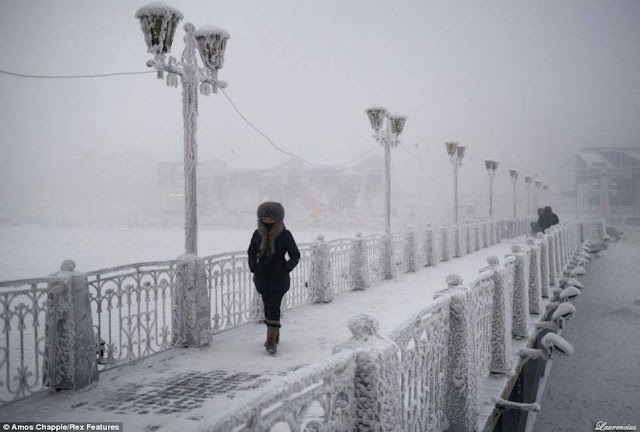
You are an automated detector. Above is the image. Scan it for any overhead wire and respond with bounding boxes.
[0,67,378,168]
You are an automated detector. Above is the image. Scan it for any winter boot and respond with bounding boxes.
[265,320,280,354]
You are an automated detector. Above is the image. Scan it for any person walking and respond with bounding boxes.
[247,202,300,354]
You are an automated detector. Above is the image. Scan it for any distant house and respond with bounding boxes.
[156,155,384,224]
[561,147,640,215]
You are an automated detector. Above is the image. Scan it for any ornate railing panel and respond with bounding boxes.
[364,234,385,283]
[468,272,494,379]
[284,244,313,309]
[203,252,256,334]
[389,298,451,432]
[0,277,63,406]
[87,261,177,371]
[328,239,356,295]
[392,232,407,274]
[200,350,358,432]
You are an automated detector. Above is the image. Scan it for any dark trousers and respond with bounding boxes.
[254,274,290,322]
[261,291,285,321]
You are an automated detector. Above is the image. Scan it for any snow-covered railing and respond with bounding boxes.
[200,217,593,432]
[86,260,178,371]
[0,276,63,406]
[198,350,359,432]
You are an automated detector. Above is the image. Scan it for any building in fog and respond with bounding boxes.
[156,155,384,226]
[561,147,640,215]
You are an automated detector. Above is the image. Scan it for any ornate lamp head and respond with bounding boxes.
[492,160,499,171]
[194,25,230,71]
[543,184,549,191]
[445,141,458,157]
[510,169,519,180]
[135,2,183,54]
[524,175,532,184]
[456,145,466,160]
[388,114,408,135]
[535,180,543,188]
[365,107,387,132]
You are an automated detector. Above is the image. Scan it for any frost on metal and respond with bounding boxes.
[507,246,530,339]
[485,256,513,374]
[311,235,333,302]
[334,315,402,432]
[546,230,558,287]
[423,226,437,267]
[441,226,450,261]
[389,301,450,431]
[454,225,462,258]
[446,289,479,432]
[350,233,370,290]
[381,233,396,280]
[537,233,550,298]
[173,254,211,347]
[526,239,542,314]
[404,228,418,272]
[465,224,472,254]
[43,261,99,390]
[474,223,481,251]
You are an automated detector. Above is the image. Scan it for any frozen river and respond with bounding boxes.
[0,225,369,281]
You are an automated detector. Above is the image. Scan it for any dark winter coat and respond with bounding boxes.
[248,224,300,295]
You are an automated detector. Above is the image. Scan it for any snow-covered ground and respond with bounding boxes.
[0,236,522,432]
[532,226,640,431]
[0,225,369,281]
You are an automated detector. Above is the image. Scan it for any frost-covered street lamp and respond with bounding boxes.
[445,142,466,223]
[524,175,533,216]
[484,159,499,218]
[365,107,408,234]
[510,169,519,218]
[135,3,230,255]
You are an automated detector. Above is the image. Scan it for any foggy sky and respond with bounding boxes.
[1,0,639,221]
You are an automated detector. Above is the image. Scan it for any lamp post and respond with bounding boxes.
[524,175,533,216]
[484,159,499,218]
[365,107,408,235]
[534,177,543,212]
[135,3,230,255]
[510,169,519,218]
[445,142,466,223]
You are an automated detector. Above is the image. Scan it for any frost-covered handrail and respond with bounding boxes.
[197,350,358,432]
[0,277,66,406]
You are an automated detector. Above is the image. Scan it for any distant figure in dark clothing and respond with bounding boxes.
[538,206,559,232]
[248,202,300,355]
[531,208,545,234]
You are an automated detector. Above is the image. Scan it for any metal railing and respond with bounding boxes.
[0,277,63,405]
[87,261,178,371]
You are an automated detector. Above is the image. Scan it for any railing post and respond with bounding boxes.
[405,228,418,272]
[546,229,559,288]
[351,232,370,290]
[526,238,542,314]
[311,235,334,302]
[173,254,211,347]
[441,226,450,261]
[495,220,501,243]
[382,233,395,280]
[485,256,512,375]
[465,224,472,254]
[425,225,437,266]
[506,246,530,339]
[454,225,462,258]
[333,314,402,431]
[474,223,481,251]
[43,260,98,390]
[537,232,550,298]
[444,275,479,432]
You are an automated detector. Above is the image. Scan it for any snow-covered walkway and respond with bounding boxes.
[2,236,524,431]
[532,226,640,432]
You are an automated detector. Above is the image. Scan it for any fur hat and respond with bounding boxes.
[257,202,285,222]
